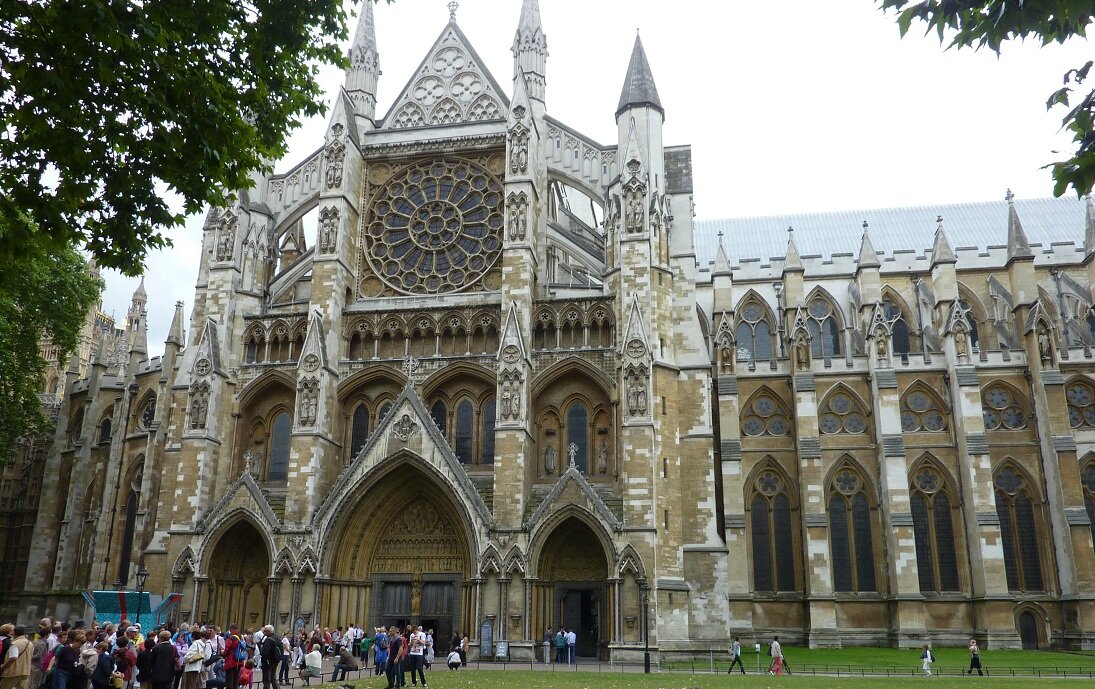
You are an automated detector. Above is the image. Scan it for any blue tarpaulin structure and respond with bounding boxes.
[82,590,183,628]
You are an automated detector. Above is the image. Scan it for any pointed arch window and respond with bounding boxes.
[742,392,790,437]
[736,300,773,365]
[481,399,496,465]
[806,297,842,358]
[1082,461,1095,558]
[882,299,912,355]
[958,299,980,350]
[982,385,1027,430]
[430,400,448,436]
[455,400,474,464]
[1066,380,1095,428]
[117,463,143,586]
[268,411,292,482]
[910,464,960,592]
[994,465,1045,592]
[566,401,589,473]
[828,465,877,592]
[749,468,796,592]
[901,387,948,432]
[350,404,370,459]
[819,389,868,435]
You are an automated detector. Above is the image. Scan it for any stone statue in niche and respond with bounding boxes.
[507,195,528,241]
[875,331,889,367]
[627,373,648,415]
[243,448,263,477]
[954,329,969,363]
[324,124,345,190]
[1037,325,1053,365]
[216,226,234,262]
[188,384,209,430]
[298,381,319,426]
[509,124,529,174]
[500,378,521,420]
[794,336,810,370]
[625,192,644,233]
[719,345,733,374]
[544,442,556,474]
[597,441,608,475]
[318,207,339,254]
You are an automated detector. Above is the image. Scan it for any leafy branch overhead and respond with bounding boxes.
[880,1,1095,197]
[0,0,356,276]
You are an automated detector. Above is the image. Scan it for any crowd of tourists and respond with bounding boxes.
[0,619,478,689]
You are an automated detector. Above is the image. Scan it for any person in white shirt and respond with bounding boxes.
[406,627,427,688]
[768,636,784,675]
[445,650,461,671]
[564,629,576,665]
[299,645,322,686]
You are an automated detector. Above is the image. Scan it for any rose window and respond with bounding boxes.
[363,159,504,295]
[982,385,1027,430]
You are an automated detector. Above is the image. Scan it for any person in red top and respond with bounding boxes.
[222,627,244,689]
[114,636,138,689]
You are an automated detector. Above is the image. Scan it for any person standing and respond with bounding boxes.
[768,636,783,676]
[554,629,565,664]
[29,621,50,689]
[920,644,934,676]
[1,626,32,689]
[90,642,115,689]
[372,629,387,678]
[277,633,290,687]
[221,628,243,689]
[967,639,983,676]
[405,628,425,689]
[149,632,177,689]
[565,628,576,665]
[258,628,278,689]
[384,627,403,689]
[727,636,745,675]
[182,630,210,689]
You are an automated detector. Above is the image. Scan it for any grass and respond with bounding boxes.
[662,646,1095,674]
[325,669,1092,689]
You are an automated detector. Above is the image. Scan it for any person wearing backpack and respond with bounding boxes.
[372,629,388,677]
[920,644,935,676]
[220,629,244,689]
[258,628,279,689]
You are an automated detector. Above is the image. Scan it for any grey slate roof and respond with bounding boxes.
[694,197,1087,267]
[617,35,662,116]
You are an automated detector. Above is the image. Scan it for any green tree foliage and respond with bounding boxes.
[0,224,102,460]
[880,2,1095,197]
[0,0,352,276]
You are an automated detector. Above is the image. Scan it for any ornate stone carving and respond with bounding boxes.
[509,122,529,174]
[318,207,339,254]
[500,372,522,421]
[215,213,237,262]
[188,381,210,430]
[625,190,644,233]
[506,191,528,241]
[392,413,418,442]
[501,344,521,364]
[301,353,320,372]
[194,357,211,376]
[297,378,319,427]
[243,449,263,477]
[625,338,646,358]
[626,366,648,416]
[324,125,345,190]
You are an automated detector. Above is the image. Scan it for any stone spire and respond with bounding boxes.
[930,215,956,266]
[1084,195,1095,259]
[127,277,147,340]
[1005,188,1034,263]
[617,33,662,118]
[713,232,731,275]
[857,221,880,268]
[344,0,380,119]
[166,300,186,348]
[784,225,803,272]
[512,0,547,103]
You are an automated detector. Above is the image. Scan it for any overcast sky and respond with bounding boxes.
[102,0,1092,358]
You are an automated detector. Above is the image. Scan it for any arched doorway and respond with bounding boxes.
[538,517,609,660]
[206,520,271,629]
[1019,611,1041,649]
[328,462,474,654]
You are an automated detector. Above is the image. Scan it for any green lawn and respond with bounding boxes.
[331,669,1092,689]
[662,646,1095,674]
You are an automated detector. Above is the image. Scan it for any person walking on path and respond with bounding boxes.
[920,644,935,676]
[768,636,784,676]
[967,639,984,676]
[727,636,745,675]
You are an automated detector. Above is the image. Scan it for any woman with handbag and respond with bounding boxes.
[181,631,209,689]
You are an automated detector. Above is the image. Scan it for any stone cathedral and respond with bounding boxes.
[12,0,1095,654]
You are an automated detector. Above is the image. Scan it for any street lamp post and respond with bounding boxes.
[135,564,149,628]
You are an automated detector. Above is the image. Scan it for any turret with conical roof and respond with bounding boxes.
[345,0,379,120]
[617,33,663,118]
[1004,189,1037,304]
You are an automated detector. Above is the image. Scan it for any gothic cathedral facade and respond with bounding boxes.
[15,1,1095,653]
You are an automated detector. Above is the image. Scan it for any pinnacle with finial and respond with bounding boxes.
[1006,188,1015,203]
[448,1,459,20]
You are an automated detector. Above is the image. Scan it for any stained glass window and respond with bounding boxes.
[455,400,474,464]
[994,466,1044,591]
[268,411,291,482]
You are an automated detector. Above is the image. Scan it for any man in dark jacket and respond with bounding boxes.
[150,631,178,689]
[258,627,280,689]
